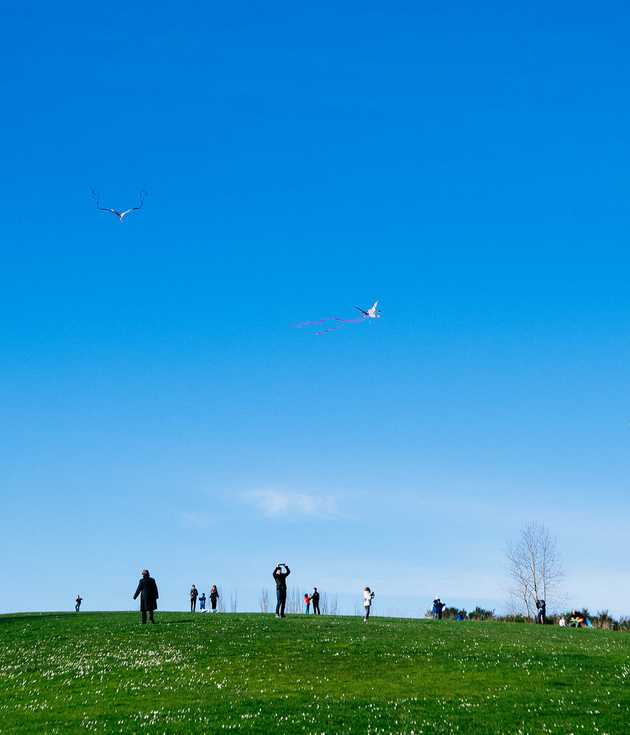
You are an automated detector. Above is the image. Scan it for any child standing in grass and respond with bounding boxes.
[363,587,374,623]
[304,593,311,614]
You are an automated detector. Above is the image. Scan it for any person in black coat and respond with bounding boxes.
[133,569,159,624]
[273,563,290,618]
[311,587,321,615]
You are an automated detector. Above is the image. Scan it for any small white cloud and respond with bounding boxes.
[244,490,338,519]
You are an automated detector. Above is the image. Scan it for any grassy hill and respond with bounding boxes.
[1,611,629,733]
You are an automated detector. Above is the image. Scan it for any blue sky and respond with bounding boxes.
[2,1,630,616]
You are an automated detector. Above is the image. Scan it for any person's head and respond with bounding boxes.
[365,586,371,592]
[313,587,318,592]
[142,569,149,577]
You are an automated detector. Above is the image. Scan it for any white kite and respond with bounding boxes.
[354,301,380,319]
[296,301,381,335]
[92,189,147,222]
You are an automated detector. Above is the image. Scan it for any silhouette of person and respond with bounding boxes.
[133,569,159,624]
[210,585,219,613]
[273,563,291,618]
[311,587,321,615]
[190,584,198,613]
[75,595,82,612]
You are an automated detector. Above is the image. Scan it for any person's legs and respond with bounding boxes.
[279,591,287,617]
[141,610,147,624]
[275,590,282,616]
[149,610,155,623]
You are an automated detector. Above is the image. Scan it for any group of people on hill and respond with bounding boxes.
[72,578,598,629]
[124,563,378,624]
[190,584,219,613]
[558,610,593,628]
[303,587,321,614]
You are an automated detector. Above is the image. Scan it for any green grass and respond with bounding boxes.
[1,612,630,733]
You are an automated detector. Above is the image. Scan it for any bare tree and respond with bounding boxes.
[259,588,270,613]
[507,522,564,618]
[286,588,301,614]
[320,591,329,615]
[328,594,338,616]
[217,586,225,612]
[230,590,238,613]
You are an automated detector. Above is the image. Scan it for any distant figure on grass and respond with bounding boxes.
[569,610,591,628]
[273,563,291,618]
[363,587,375,623]
[432,598,445,620]
[75,595,83,612]
[133,569,159,624]
[199,592,207,612]
[210,585,219,613]
[304,593,311,614]
[190,585,199,613]
[535,598,546,625]
[311,587,321,615]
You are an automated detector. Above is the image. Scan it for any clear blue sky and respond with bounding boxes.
[2,1,630,616]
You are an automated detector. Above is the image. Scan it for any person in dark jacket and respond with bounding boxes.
[210,584,219,613]
[133,569,159,624]
[273,563,291,618]
[432,598,445,620]
[190,584,198,613]
[75,594,83,612]
[311,587,321,615]
[535,598,546,625]
[199,592,207,611]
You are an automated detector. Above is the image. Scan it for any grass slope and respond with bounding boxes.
[1,612,629,733]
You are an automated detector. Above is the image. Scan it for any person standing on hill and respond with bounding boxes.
[210,584,219,613]
[199,592,207,612]
[536,598,546,625]
[133,569,159,624]
[75,594,83,612]
[190,584,199,613]
[363,587,375,623]
[273,563,291,618]
[311,587,321,615]
[432,598,445,620]
[304,593,311,614]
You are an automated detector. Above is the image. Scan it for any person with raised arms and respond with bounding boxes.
[273,563,291,619]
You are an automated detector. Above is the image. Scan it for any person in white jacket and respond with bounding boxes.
[363,587,375,623]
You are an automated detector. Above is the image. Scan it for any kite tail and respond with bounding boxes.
[295,316,343,328]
